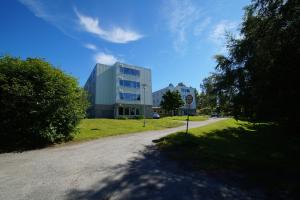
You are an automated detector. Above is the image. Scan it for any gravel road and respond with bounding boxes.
[0,118,264,200]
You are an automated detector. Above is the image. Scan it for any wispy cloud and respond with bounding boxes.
[209,20,238,45]
[193,17,211,36]
[84,43,97,51]
[18,0,77,39]
[19,0,51,19]
[163,0,203,53]
[74,8,143,44]
[209,20,239,54]
[94,52,118,65]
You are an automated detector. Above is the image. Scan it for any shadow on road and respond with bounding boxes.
[66,145,262,200]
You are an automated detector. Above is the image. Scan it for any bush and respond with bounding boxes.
[133,115,144,119]
[0,56,89,149]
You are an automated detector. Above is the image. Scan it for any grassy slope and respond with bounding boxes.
[74,118,184,141]
[156,119,300,195]
[164,115,209,121]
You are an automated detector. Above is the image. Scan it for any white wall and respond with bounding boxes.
[86,62,152,106]
[152,83,196,109]
[95,64,115,105]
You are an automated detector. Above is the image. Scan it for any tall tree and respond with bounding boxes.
[211,0,300,124]
[160,90,184,116]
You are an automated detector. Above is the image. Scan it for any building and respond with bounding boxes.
[152,83,197,115]
[84,62,152,118]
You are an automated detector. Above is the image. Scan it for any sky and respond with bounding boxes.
[0,0,250,91]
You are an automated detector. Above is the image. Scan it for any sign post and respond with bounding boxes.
[185,94,193,135]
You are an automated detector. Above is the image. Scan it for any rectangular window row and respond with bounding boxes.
[119,92,141,101]
[118,107,140,116]
[120,67,140,76]
[119,79,140,89]
[181,88,190,93]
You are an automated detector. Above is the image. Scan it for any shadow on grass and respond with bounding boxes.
[154,122,300,199]
[66,146,263,200]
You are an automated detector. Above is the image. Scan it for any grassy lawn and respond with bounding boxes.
[155,118,300,197]
[74,118,184,142]
[163,115,209,121]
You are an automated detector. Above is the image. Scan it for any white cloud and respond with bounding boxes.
[163,0,210,54]
[18,0,78,39]
[75,8,143,44]
[19,0,49,19]
[19,1,143,45]
[193,17,211,36]
[163,0,200,53]
[209,20,238,45]
[209,20,239,54]
[94,52,118,65]
[84,43,97,50]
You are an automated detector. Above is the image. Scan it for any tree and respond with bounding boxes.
[210,0,300,124]
[198,75,218,114]
[194,89,201,110]
[0,56,89,149]
[160,90,184,116]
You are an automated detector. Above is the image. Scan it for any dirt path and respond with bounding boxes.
[0,118,263,200]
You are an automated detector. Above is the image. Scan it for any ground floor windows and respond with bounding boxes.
[130,108,135,115]
[118,107,124,115]
[125,107,130,115]
[118,106,140,116]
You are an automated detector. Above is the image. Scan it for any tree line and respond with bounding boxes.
[199,0,300,125]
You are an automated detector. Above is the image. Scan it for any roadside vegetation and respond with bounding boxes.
[198,0,300,127]
[156,119,300,197]
[160,90,184,116]
[164,115,209,121]
[0,56,89,152]
[74,118,184,142]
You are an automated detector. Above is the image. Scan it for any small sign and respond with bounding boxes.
[185,94,193,105]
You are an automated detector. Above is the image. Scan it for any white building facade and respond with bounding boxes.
[84,62,152,118]
[152,83,197,115]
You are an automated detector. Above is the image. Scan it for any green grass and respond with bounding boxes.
[163,115,209,121]
[156,119,300,196]
[74,118,184,142]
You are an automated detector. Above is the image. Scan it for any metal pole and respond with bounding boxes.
[143,84,146,127]
[186,104,190,134]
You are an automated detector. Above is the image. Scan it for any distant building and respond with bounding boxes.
[84,62,152,118]
[152,83,196,115]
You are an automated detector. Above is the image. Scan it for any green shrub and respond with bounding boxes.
[133,115,144,119]
[0,56,89,148]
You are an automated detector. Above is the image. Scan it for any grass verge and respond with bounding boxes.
[74,118,184,142]
[155,118,300,198]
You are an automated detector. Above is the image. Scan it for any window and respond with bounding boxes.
[181,88,190,93]
[125,107,129,115]
[120,67,140,76]
[119,80,140,89]
[118,107,123,115]
[136,108,140,115]
[130,108,135,115]
[119,93,141,101]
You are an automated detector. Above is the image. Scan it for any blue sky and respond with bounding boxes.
[0,0,250,91]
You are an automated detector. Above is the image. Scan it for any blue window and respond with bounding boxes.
[119,80,140,89]
[119,93,141,101]
[120,67,140,76]
[181,88,190,93]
